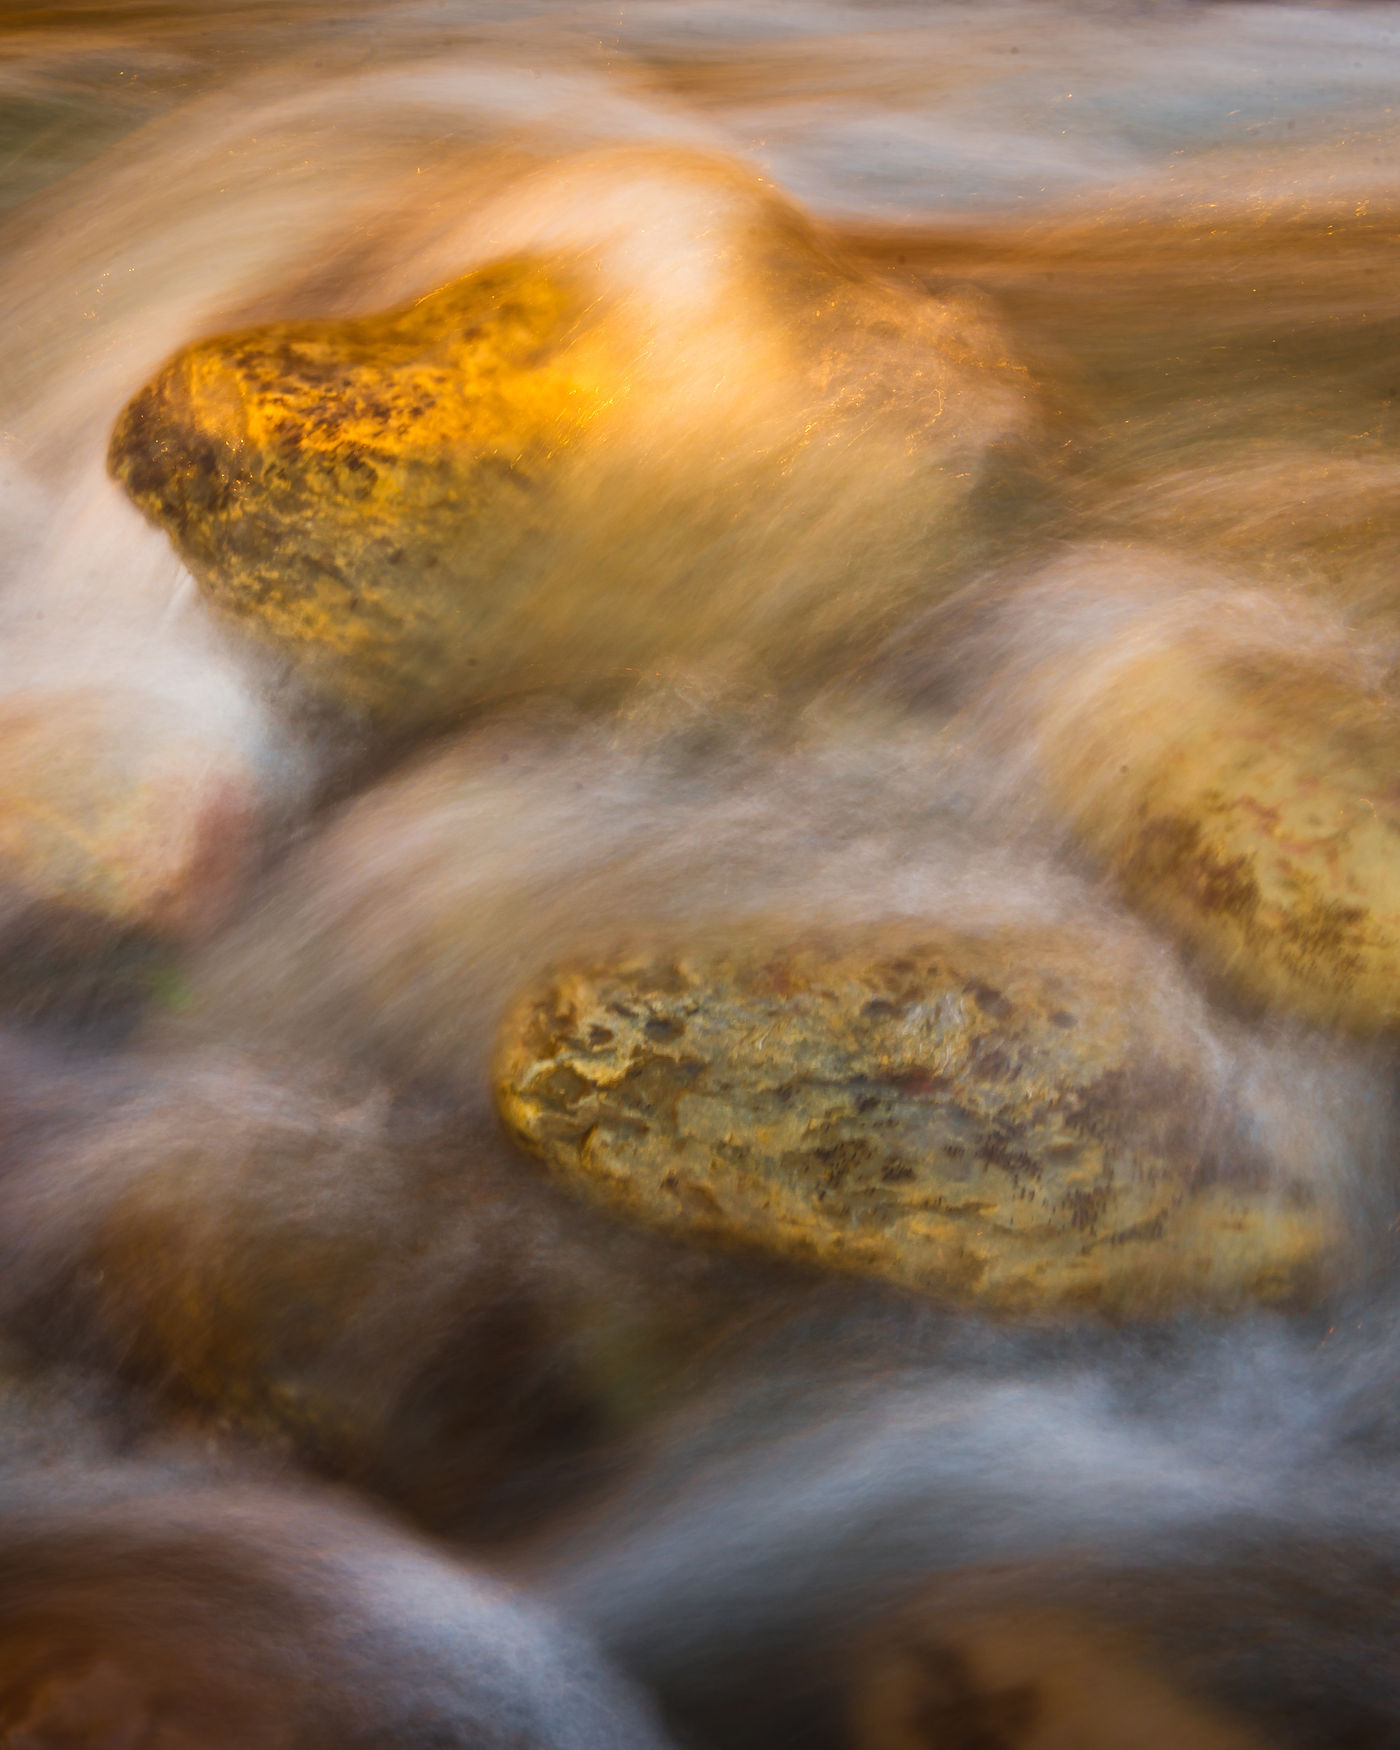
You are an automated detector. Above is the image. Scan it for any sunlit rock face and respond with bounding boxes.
[109,261,601,724]
[108,150,1029,727]
[494,925,1337,1316]
[851,1606,1266,1750]
[1012,562,1400,1033]
[0,687,253,946]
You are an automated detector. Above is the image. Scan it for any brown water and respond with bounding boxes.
[1,3,1400,1747]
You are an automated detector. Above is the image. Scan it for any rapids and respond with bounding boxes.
[2,3,1400,1746]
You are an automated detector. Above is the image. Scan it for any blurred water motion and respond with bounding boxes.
[2,1,1400,1746]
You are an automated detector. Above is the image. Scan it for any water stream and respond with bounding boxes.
[1,3,1400,1746]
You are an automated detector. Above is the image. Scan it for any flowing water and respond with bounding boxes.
[2,2,1400,1746]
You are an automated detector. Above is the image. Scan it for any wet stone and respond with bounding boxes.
[494,926,1336,1317]
[108,152,1027,727]
[0,1053,792,1537]
[109,259,602,725]
[1035,587,1400,1033]
[851,1606,1268,1750]
[0,686,253,944]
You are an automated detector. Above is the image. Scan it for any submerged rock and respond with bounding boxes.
[109,149,1028,725]
[0,1051,791,1535]
[495,926,1336,1316]
[1027,571,1400,1032]
[0,686,252,945]
[0,1475,676,1750]
[851,1606,1267,1750]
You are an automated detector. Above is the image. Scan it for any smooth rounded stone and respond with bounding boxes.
[0,1473,675,1750]
[850,1606,1267,1750]
[0,686,254,945]
[108,149,1029,726]
[0,1050,791,1534]
[494,926,1337,1316]
[1026,568,1400,1032]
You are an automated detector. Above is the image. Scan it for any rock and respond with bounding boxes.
[1026,571,1400,1032]
[0,1474,677,1750]
[108,150,1028,726]
[494,926,1336,1316]
[0,1051,791,1534]
[0,686,253,944]
[851,1606,1268,1750]
[110,260,602,723]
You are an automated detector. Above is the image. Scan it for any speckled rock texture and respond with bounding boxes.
[108,260,599,723]
[1032,581,1400,1033]
[107,151,1028,726]
[494,926,1335,1316]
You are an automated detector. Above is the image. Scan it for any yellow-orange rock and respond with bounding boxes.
[494,925,1336,1317]
[109,151,1028,725]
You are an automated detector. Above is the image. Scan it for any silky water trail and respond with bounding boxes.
[1,4,1400,1748]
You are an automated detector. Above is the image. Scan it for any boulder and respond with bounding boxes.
[494,926,1337,1315]
[1027,573,1400,1032]
[109,150,1028,726]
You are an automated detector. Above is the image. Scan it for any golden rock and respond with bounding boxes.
[108,151,1027,725]
[1032,582,1400,1032]
[110,261,604,723]
[494,926,1335,1316]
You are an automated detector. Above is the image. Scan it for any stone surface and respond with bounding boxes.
[110,259,604,722]
[1033,584,1400,1033]
[109,151,1028,725]
[851,1606,1267,1750]
[494,926,1336,1316]
[0,686,253,943]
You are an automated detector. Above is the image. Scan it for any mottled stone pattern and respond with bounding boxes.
[495,929,1331,1315]
[1044,636,1400,1032]
[110,261,603,721]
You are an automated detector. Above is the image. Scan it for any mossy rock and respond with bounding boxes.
[109,261,603,723]
[494,926,1336,1317]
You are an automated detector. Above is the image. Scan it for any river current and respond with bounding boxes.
[1,4,1400,1747]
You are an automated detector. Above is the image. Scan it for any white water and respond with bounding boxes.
[1,4,1400,1747]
